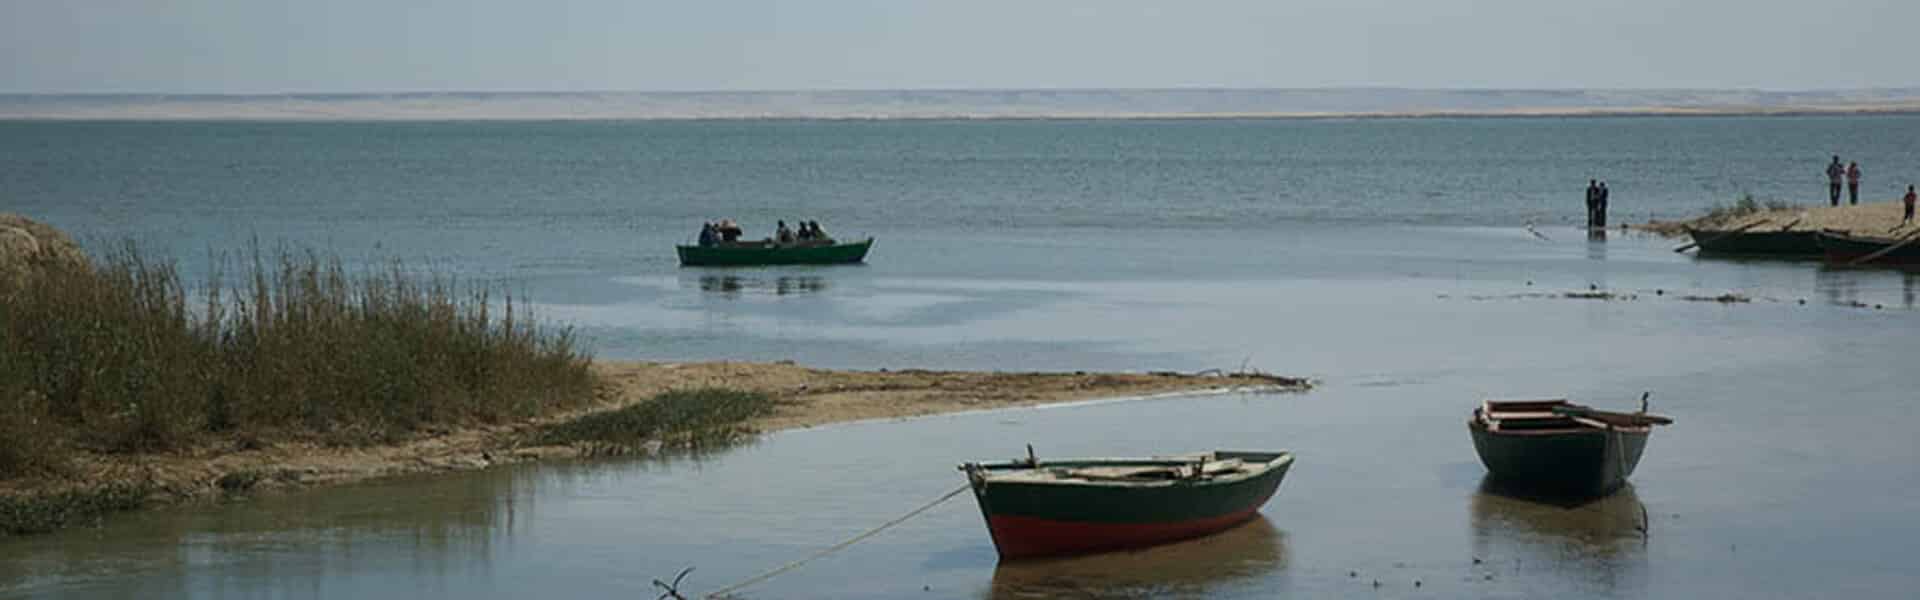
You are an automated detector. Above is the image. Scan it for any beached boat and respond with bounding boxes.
[959,449,1292,560]
[1468,399,1672,498]
[675,238,873,267]
[1684,227,1822,258]
[1814,231,1920,266]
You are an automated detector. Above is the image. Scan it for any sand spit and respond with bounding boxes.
[0,360,1308,532]
[1637,199,1914,238]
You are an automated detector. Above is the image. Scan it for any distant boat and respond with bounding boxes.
[1814,231,1920,266]
[1684,226,1822,258]
[675,238,874,267]
[1468,399,1672,497]
[959,449,1293,560]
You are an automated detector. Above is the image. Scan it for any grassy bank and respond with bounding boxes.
[533,389,780,456]
[0,241,594,490]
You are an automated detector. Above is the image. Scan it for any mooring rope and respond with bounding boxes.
[703,482,972,599]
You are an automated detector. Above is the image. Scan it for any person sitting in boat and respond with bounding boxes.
[697,222,716,247]
[776,220,795,245]
[796,220,815,242]
[716,220,743,243]
[808,220,831,243]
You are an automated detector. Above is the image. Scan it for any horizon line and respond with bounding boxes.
[7,85,1920,98]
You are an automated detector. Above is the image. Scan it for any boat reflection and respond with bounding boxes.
[1905,271,1917,309]
[1815,266,1862,307]
[695,274,829,297]
[984,515,1286,599]
[1470,476,1648,593]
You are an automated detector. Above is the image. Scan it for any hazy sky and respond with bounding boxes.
[2,0,1915,94]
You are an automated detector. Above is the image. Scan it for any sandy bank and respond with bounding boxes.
[0,361,1307,531]
[1636,199,1914,238]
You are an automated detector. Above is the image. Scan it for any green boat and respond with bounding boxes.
[1684,227,1822,258]
[676,238,873,267]
[1816,231,1920,266]
[1468,399,1672,498]
[960,449,1293,560]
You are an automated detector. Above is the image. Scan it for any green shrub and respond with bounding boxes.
[1703,193,1796,223]
[535,389,777,453]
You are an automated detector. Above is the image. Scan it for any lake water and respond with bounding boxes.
[3,116,1920,599]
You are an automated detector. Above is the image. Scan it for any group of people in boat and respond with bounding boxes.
[696,219,834,247]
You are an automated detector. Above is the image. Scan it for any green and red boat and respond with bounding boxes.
[676,238,874,267]
[1469,398,1672,498]
[959,449,1293,560]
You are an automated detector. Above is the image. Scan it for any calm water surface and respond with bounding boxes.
[3,118,1919,598]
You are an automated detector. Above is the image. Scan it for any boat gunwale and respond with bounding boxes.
[961,451,1292,489]
[1473,399,1666,435]
[1468,418,1652,436]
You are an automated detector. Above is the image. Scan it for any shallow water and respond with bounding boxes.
[4,118,1920,598]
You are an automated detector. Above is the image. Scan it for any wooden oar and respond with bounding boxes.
[1553,405,1674,426]
[1847,229,1920,266]
[1776,217,1804,232]
[1673,219,1771,253]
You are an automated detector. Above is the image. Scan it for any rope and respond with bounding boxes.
[704,482,972,599]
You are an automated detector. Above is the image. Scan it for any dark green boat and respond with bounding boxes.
[1816,231,1920,266]
[1685,227,1822,258]
[960,449,1293,560]
[1469,399,1672,498]
[676,238,874,267]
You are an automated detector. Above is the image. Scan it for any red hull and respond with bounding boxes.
[984,504,1268,560]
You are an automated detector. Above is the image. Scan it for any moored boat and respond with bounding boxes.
[1684,227,1822,258]
[1814,231,1920,266]
[1468,399,1671,498]
[676,238,874,267]
[959,449,1292,560]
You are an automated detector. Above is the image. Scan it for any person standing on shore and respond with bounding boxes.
[1904,185,1916,224]
[1595,181,1610,228]
[1826,156,1845,207]
[1846,162,1862,205]
[1585,179,1600,227]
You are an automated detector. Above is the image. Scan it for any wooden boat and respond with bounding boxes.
[675,238,873,267]
[1684,227,1822,258]
[959,449,1292,560]
[1814,231,1920,266]
[1468,399,1672,497]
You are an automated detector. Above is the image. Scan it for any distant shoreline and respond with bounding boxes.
[7,105,1920,122]
[7,87,1920,122]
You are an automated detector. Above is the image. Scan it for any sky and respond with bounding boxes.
[2,0,1916,94]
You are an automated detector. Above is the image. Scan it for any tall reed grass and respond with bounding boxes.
[0,242,594,478]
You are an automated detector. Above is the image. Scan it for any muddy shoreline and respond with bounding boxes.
[0,360,1308,534]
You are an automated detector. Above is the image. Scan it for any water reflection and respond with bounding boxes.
[1470,477,1647,594]
[696,274,829,297]
[0,468,529,599]
[1816,267,1861,307]
[1905,271,1917,309]
[984,516,1287,599]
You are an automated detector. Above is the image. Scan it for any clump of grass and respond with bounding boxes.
[0,240,596,479]
[535,389,778,454]
[0,482,152,536]
[1703,193,1796,223]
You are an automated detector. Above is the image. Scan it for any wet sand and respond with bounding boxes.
[1,360,1308,518]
